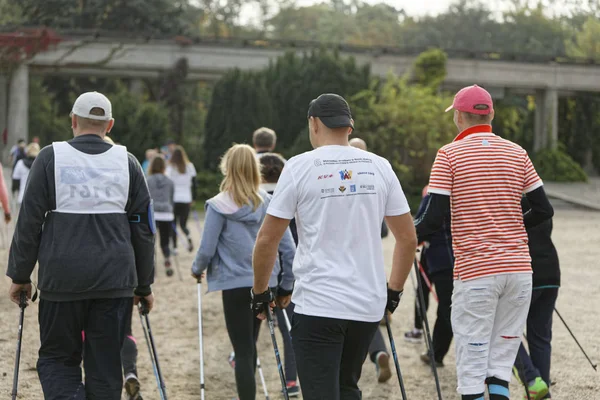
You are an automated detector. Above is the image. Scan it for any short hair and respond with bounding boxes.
[259,153,286,184]
[76,107,110,130]
[252,127,277,149]
[149,154,167,175]
[462,112,493,125]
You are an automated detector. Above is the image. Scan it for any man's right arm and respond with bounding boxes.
[386,213,418,292]
[7,148,52,283]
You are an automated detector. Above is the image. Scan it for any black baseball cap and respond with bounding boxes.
[307,94,354,130]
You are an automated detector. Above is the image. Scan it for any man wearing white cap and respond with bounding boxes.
[7,92,155,400]
[415,85,554,400]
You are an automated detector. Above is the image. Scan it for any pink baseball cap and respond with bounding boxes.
[445,85,493,115]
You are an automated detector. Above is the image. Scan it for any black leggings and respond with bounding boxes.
[223,287,262,400]
[173,203,191,248]
[156,220,172,259]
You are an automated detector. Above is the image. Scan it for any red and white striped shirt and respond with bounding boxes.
[428,125,543,281]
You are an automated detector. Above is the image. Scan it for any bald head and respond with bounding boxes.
[349,138,367,151]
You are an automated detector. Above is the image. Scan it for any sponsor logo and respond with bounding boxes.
[357,171,375,176]
[350,185,356,193]
[321,188,335,194]
[318,174,334,180]
[339,169,353,180]
[339,186,346,193]
[482,139,490,146]
[360,184,375,190]
[314,159,322,167]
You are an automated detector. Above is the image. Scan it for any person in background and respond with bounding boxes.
[12,142,41,207]
[32,136,40,144]
[147,155,175,277]
[252,127,277,158]
[349,137,393,383]
[258,153,300,395]
[415,184,455,368]
[162,139,177,161]
[141,148,158,176]
[191,144,296,400]
[10,139,26,198]
[513,197,560,400]
[167,145,197,253]
[0,162,12,224]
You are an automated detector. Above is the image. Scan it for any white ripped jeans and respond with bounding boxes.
[451,273,532,395]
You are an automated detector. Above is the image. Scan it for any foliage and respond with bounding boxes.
[350,75,456,196]
[203,49,371,168]
[534,148,588,182]
[413,48,447,90]
[566,16,600,61]
[195,170,223,202]
[29,77,72,146]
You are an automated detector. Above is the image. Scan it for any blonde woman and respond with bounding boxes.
[12,142,40,206]
[192,144,295,400]
[166,145,196,253]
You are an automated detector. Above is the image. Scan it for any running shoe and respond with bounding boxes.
[420,352,444,367]
[286,380,300,397]
[124,373,143,400]
[165,259,172,268]
[228,351,236,369]
[375,351,392,383]
[404,328,423,343]
[522,377,549,400]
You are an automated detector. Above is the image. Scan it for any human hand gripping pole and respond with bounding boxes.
[386,285,404,314]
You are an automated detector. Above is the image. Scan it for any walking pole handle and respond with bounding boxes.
[19,291,27,309]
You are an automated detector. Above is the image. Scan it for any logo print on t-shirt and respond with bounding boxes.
[339,169,352,180]
[318,174,334,180]
[339,186,346,193]
[314,159,322,167]
[482,139,490,146]
[350,185,356,193]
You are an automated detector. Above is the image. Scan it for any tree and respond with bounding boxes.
[566,16,600,61]
[413,48,447,90]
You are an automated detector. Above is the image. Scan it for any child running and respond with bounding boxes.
[191,144,295,400]
[147,155,176,276]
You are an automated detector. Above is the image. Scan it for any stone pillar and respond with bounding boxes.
[0,75,7,162]
[533,88,559,152]
[7,64,29,151]
[534,90,545,153]
[544,88,558,150]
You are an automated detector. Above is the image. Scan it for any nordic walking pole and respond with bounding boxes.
[555,308,597,371]
[11,291,27,400]
[282,308,293,333]
[414,258,443,400]
[265,304,289,400]
[384,312,408,400]
[138,302,168,400]
[256,357,270,400]
[197,278,206,400]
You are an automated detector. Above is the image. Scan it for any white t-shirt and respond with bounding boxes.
[166,163,197,203]
[267,145,410,322]
[12,159,30,204]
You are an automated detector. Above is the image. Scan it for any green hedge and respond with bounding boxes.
[195,170,222,203]
[534,149,588,182]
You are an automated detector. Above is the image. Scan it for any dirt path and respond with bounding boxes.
[1,207,599,399]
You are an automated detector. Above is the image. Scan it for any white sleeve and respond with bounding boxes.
[12,161,24,180]
[189,163,197,177]
[384,162,410,216]
[267,161,298,220]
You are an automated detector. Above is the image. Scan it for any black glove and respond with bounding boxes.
[276,286,293,297]
[386,286,404,314]
[250,288,274,318]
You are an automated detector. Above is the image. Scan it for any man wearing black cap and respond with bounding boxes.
[252,94,417,399]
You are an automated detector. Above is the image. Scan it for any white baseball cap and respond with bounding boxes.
[71,92,113,121]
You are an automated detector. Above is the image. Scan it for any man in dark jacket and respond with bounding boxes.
[6,91,155,400]
[513,197,560,400]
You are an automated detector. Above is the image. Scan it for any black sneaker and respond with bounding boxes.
[286,381,300,397]
[404,329,423,343]
[187,237,194,253]
[420,352,444,368]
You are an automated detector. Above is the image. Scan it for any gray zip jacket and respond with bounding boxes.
[6,135,155,301]
[147,174,174,214]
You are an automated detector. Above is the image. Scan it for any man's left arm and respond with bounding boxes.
[127,154,155,298]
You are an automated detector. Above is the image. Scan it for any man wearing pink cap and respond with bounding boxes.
[415,85,554,400]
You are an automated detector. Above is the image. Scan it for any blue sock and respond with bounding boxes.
[487,377,510,400]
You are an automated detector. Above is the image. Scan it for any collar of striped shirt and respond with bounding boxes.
[453,124,493,142]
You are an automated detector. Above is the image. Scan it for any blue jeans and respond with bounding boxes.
[514,287,559,398]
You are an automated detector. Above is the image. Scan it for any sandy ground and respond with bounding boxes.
[1,202,599,399]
